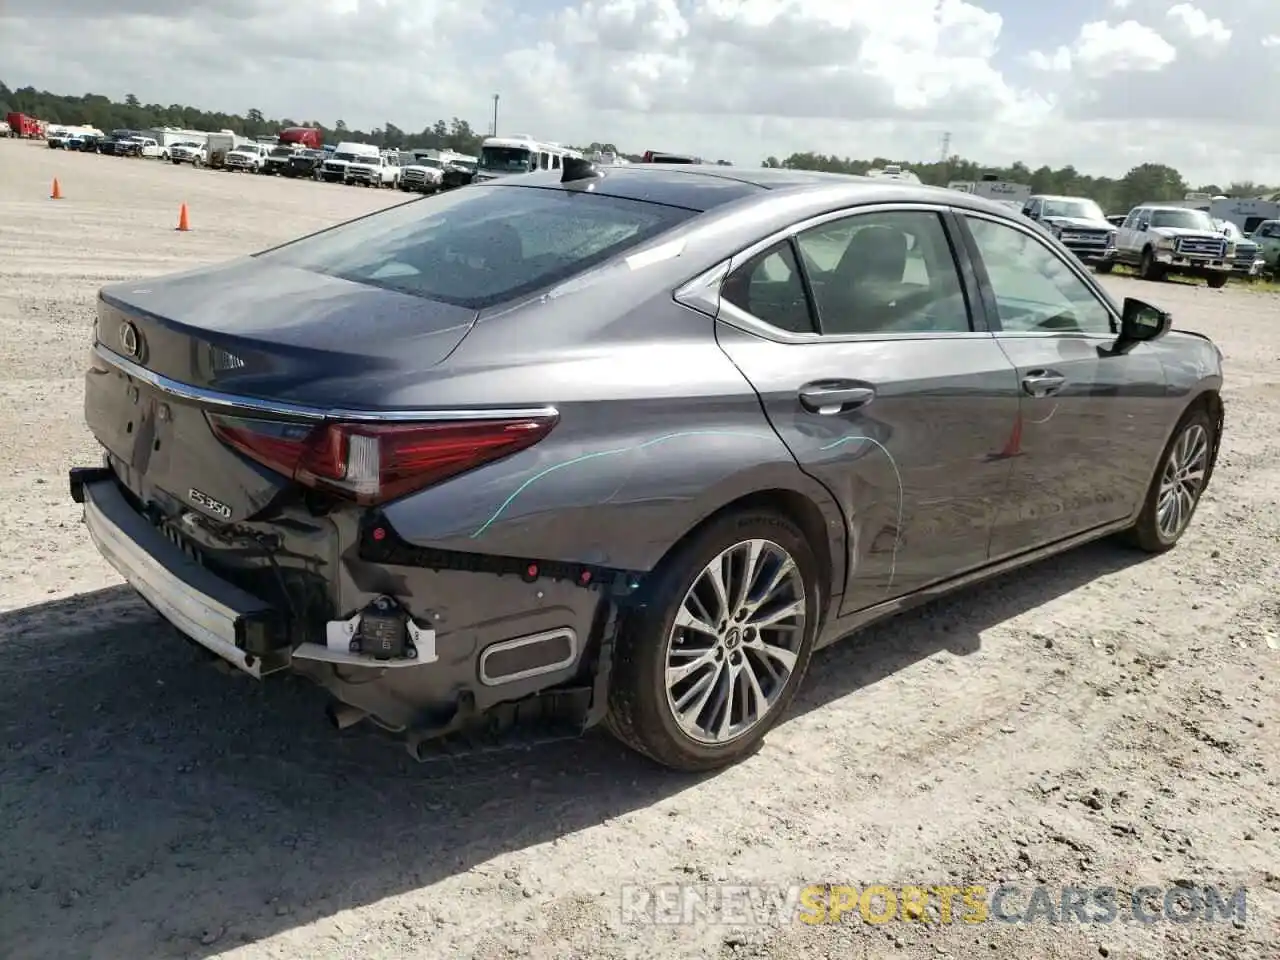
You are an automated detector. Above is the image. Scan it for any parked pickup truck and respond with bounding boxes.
[170,141,207,166]
[347,152,400,188]
[1107,205,1234,288]
[261,144,301,176]
[225,142,270,172]
[1216,220,1264,280]
[1021,195,1116,267]
[282,148,326,179]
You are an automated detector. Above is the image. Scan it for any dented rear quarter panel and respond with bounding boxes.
[378,278,846,583]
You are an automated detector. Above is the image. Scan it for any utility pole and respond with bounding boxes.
[939,131,951,164]
[492,95,499,137]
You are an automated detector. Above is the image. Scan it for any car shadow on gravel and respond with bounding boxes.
[0,540,1145,959]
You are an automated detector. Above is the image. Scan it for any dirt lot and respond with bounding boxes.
[0,139,1276,960]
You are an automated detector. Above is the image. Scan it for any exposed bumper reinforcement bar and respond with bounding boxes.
[79,477,288,678]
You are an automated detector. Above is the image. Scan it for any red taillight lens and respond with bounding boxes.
[207,413,556,505]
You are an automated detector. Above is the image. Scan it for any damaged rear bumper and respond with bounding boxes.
[70,466,622,758]
[75,469,288,677]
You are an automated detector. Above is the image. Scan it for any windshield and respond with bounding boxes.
[1215,220,1242,238]
[479,146,534,173]
[257,184,695,310]
[1041,199,1105,220]
[270,146,293,157]
[333,153,357,162]
[1150,209,1215,230]
[413,157,442,168]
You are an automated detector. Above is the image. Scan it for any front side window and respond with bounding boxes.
[256,185,695,309]
[792,210,972,335]
[965,217,1114,335]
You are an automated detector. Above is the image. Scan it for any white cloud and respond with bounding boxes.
[2,0,1280,184]
[1165,3,1231,45]
[1027,20,1177,78]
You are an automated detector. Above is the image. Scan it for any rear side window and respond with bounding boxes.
[256,185,694,309]
[721,241,815,334]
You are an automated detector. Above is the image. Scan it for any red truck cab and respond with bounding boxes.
[277,127,323,150]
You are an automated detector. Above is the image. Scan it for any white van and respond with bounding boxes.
[319,141,381,184]
[473,135,582,182]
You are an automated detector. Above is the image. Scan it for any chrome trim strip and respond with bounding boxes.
[726,200,960,273]
[687,200,1008,345]
[477,628,578,686]
[91,342,560,423]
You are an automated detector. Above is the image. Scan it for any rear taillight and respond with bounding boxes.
[207,413,556,505]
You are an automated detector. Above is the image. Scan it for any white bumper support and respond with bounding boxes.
[82,480,284,678]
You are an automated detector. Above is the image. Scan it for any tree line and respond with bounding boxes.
[763,153,1278,216]
[4,80,1274,211]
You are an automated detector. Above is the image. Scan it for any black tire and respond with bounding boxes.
[1206,273,1228,289]
[1139,247,1164,281]
[605,509,822,772]
[1121,405,1216,553]
[1094,261,1114,275]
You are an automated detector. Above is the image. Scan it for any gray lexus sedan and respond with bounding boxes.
[70,162,1224,772]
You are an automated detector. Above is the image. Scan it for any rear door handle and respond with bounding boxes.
[799,383,876,415]
[1021,369,1066,398]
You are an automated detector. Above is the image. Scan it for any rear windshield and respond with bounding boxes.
[256,185,695,309]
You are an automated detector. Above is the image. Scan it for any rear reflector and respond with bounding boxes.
[207,413,557,505]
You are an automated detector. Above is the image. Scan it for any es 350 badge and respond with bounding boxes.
[188,487,232,519]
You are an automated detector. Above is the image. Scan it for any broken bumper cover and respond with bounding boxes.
[69,467,618,757]
[71,469,440,678]
[75,471,287,677]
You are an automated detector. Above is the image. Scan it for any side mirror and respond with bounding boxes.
[1137,220,1150,231]
[1110,298,1171,354]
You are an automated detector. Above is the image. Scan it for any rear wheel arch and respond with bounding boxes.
[642,486,842,619]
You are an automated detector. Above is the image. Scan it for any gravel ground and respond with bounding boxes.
[0,139,1276,960]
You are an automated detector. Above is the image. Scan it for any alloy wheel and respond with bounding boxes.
[1157,423,1209,540]
[663,539,807,745]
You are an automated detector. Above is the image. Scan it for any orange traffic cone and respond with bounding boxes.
[50,178,62,199]
[176,203,190,231]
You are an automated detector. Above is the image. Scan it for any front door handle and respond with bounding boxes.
[799,383,876,415]
[1021,369,1066,398]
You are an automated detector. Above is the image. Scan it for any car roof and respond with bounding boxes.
[1031,194,1092,201]
[490,163,1017,216]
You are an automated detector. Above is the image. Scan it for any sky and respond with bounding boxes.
[2,0,1278,184]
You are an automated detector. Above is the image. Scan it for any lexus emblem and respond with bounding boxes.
[119,321,140,358]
